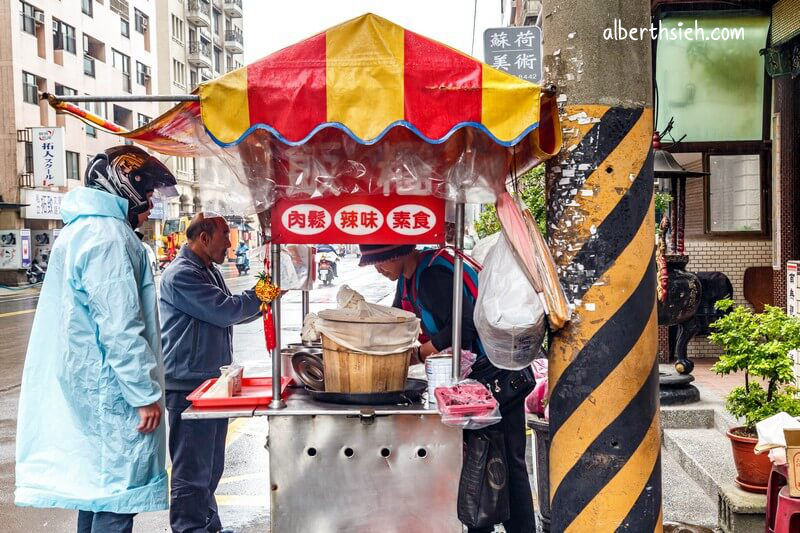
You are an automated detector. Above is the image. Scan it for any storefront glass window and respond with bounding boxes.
[655,15,770,142]
[708,154,761,232]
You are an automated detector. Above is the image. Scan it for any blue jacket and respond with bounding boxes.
[159,245,261,391]
[15,187,167,513]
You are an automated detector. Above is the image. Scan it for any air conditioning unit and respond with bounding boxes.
[34,11,45,25]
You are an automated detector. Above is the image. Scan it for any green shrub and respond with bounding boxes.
[709,300,800,431]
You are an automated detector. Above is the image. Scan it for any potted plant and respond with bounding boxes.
[709,299,800,493]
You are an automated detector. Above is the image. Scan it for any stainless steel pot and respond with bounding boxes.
[282,343,323,387]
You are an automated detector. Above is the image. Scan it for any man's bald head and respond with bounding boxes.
[186,212,226,241]
[186,212,231,265]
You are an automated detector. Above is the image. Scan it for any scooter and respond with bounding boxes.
[26,258,46,284]
[318,257,334,286]
[235,253,250,276]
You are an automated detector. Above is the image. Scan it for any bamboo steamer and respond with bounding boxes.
[321,335,412,393]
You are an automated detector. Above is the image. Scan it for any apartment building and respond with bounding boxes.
[0,0,160,283]
[155,0,244,219]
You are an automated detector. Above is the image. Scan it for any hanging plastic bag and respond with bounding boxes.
[434,379,502,430]
[525,359,549,418]
[496,192,570,330]
[474,233,546,370]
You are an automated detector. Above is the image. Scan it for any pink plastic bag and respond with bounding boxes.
[525,359,548,419]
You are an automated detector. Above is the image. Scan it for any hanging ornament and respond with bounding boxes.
[255,271,281,351]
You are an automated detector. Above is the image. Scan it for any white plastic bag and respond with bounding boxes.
[474,233,546,370]
[755,412,800,454]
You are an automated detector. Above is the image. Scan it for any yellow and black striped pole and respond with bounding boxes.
[542,1,661,531]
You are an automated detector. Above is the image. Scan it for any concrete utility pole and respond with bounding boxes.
[541,0,661,531]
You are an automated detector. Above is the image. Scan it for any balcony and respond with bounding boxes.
[223,0,243,18]
[188,40,212,69]
[186,0,210,27]
[224,29,243,54]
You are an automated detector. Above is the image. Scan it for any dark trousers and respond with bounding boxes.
[77,511,135,533]
[467,399,535,533]
[166,391,228,533]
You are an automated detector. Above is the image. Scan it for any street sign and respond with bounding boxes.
[483,26,542,83]
[149,196,165,220]
[31,127,66,188]
[271,195,445,245]
[21,189,64,220]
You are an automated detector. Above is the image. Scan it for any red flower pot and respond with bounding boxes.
[727,427,772,493]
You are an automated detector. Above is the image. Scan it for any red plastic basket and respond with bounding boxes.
[187,377,292,408]
[434,384,497,418]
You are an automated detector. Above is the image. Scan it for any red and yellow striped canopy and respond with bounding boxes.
[199,13,557,148]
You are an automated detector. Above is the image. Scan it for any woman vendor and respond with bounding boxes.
[358,244,536,533]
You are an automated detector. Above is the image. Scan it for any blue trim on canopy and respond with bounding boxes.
[204,119,541,148]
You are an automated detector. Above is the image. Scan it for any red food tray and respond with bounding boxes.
[434,384,498,417]
[187,377,292,408]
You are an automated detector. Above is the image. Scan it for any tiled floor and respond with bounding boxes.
[691,357,768,402]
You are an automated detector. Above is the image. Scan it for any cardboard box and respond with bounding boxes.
[785,428,800,497]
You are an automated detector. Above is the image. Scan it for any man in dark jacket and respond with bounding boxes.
[159,213,261,533]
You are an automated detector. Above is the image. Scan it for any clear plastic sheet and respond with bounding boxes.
[157,111,547,217]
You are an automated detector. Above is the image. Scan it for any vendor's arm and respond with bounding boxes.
[418,266,479,355]
[80,240,161,408]
[166,268,262,328]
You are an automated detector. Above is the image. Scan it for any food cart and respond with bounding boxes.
[47,13,561,531]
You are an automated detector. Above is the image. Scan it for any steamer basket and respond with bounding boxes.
[321,335,412,393]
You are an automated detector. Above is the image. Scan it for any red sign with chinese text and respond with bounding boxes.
[271,195,445,244]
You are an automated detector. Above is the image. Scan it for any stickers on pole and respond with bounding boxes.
[271,195,445,244]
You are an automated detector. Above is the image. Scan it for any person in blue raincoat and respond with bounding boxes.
[15,146,178,533]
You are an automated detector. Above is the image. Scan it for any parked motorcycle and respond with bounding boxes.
[26,258,46,284]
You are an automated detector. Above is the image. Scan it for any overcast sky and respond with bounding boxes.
[242,0,505,65]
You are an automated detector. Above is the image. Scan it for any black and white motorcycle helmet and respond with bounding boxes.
[85,146,177,227]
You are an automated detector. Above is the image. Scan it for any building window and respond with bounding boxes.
[20,1,36,35]
[121,17,130,38]
[213,8,222,35]
[138,113,151,129]
[22,71,38,104]
[85,99,105,138]
[213,46,221,73]
[136,61,150,85]
[53,19,76,54]
[172,59,186,87]
[171,15,184,44]
[82,0,93,17]
[54,83,77,96]
[190,69,198,89]
[65,151,80,181]
[25,141,34,173]
[113,104,133,129]
[134,9,148,34]
[708,153,764,233]
[83,35,96,77]
[112,48,131,93]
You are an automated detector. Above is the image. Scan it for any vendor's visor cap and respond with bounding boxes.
[358,244,415,267]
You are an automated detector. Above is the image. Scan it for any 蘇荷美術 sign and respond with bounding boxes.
[483,26,542,83]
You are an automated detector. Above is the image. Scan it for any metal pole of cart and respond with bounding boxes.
[270,243,285,409]
[450,202,465,381]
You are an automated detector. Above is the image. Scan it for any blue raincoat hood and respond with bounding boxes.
[61,186,129,225]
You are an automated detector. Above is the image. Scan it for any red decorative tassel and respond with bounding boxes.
[262,303,276,351]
